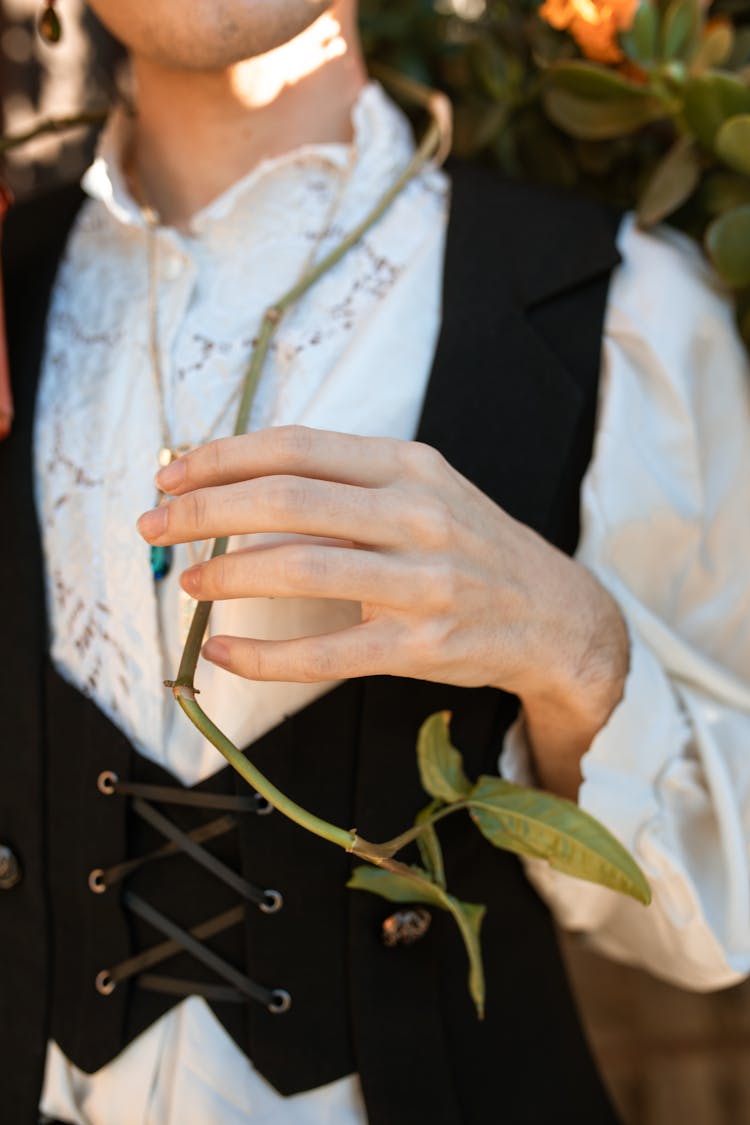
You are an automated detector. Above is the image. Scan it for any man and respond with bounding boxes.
[1,2,749,1122]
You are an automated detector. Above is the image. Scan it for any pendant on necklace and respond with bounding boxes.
[151,542,173,581]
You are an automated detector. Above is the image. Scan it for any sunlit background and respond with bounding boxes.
[0,0,120,196]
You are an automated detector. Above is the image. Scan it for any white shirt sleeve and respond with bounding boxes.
[502,213,750,991]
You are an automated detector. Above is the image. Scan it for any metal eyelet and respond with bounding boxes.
[97,770,119,795]
[254,793,273,816]
[259,889,283,914]
[88,868,107,894]
[267,988,292,1014]
[95,970,116,996]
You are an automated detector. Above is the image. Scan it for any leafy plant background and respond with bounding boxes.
[361,0,750,344]
[362,0,749,203]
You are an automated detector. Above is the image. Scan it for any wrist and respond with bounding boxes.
[516,580,630,799]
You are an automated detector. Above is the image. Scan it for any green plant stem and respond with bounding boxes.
[381,801,468,856]
[173,691,419,875]
[175,692,356,849]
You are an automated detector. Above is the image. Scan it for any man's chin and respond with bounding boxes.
[87,0,336,72]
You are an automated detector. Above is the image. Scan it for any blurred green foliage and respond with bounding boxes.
[361,0,658,206]
[361,0,750,343]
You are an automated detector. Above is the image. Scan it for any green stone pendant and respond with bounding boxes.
[150,544,173,582]
[38,3,62,45]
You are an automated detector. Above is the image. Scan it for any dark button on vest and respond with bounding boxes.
[0,845,22,890]
[1,163,624,1124]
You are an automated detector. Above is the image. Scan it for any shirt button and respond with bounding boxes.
[0,845,22,890]
[162,254,184,281]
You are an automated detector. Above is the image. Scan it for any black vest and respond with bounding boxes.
[1,164,623,1124]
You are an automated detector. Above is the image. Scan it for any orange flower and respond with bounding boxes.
[539,0,639,64]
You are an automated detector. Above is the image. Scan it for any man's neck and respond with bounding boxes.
[128,3,367,229]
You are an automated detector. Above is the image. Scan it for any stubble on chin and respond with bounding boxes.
[90,0,337,71]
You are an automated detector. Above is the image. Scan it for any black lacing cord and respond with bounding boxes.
[95,897,291,1013]
[138,975,246,1004]
[92,770,291,1015]
[89,813,237,892]
[128,892,285,1008]
[96,904,245,990]
[131,797,279,910]
[97,770,272,813]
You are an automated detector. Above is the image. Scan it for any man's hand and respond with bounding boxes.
[137,426,629,798]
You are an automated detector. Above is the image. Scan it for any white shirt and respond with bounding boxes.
[35,83,750,1125]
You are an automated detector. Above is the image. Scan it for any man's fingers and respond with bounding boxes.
[201,622,400,683]
[154,425,410,494]
[137,475,405,547]
[181,543,417,608]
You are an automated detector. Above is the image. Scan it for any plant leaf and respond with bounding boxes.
[661,0,699,61]
[622,1,660,65]
[727,25,750,69]
[544,62,671,139]
[691,20,734,73]
[446,899,486,1019]
[545,60,660,98]
[417,711,473,803]
[348,864,487,1017]
[347,863,441,905]
[543,89,669,139]
[715,114,750,176]
[700,171,750,215]
[415,801,447,889]
[706,204,750,286]
[467,775,652,904]
[683,73,750,149]
[637,134,701,226]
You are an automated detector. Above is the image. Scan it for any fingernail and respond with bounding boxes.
[137,506,167,540]
[156,457,185,492]
[181,565,201,594]
[203,639,230,668]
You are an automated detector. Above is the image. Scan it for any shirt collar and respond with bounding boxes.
[81,81,414,237]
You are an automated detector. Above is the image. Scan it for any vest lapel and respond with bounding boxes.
[415,161,621,533]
